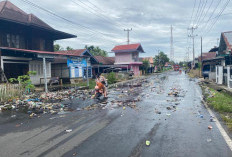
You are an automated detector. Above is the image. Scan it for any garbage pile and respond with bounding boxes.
[0,89,92,117]
[168,85,187,98]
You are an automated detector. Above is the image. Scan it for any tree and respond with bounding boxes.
[54,44,63,51]
[66,46,73,51]
[153,51,170,71]
[85,45,108,57]
[142,60,150,74]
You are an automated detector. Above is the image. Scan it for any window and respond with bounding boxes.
[132,53,138,62]
[40,39,46,51]
[6,34,20,48]
[211,65,216,72]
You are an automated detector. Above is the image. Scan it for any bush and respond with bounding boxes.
[9,71,36,93]
[107,72,117,84]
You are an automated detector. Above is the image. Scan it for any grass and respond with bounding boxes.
[203,87,232,131]
[75,79,96,89]
[206,88,232,113]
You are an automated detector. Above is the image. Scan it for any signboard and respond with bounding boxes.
[37,54,55,59]
[67,57,86,67]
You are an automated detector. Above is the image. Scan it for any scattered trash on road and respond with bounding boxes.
[65,129,73,133]
[146,140,150,146]
[207,138,212,142]
[208,125,213,130]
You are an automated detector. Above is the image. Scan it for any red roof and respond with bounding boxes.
[0,1,53,30]
[56,49,87,56]
[0,47,87,57]
[94,56,115,65]
[111,43,144,53]
[198,52,216,61]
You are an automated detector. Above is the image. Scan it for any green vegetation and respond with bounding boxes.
[206,88,232,113]
[107,72,117,84]
[153,51,169,72]
[204,87,232,131]
[76,79,96,89]
[85,45,108,57]
[54,43,74,51]
[141,60,149,74]
[9,71,37,93]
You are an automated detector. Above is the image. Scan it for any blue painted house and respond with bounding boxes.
[52,49,97,80]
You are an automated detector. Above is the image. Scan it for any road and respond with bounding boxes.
[0,71,231,157]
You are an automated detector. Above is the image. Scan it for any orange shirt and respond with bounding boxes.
[97,82,104,90]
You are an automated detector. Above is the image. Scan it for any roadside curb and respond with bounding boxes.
[201,99,232,151]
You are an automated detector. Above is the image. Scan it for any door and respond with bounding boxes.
[216,66,223,84]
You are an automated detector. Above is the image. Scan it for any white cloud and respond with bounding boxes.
[9,0,232,61]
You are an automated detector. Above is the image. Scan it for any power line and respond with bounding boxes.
[73,0,127,29]
[196,0,214,27]
[189,0,197,27]
[202,0,231,37]
[196,0,209,26]
[192,0,203,26]
[19,0,122,45]
[197,0,222,36]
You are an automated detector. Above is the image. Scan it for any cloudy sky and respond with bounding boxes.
[9,0,232,61]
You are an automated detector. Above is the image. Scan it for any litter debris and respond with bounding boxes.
[200,115,204,118]
[155,110,161,114]
[123,107,126,110]
[208,125,213,130]
[207,138,212,142]
[29,113,37,118]
[65,129,73,133]
[166,113,171,116]
[146,140,150,146]
[210,116,214,122]
[11,115,16,118]
[166,107,172,110]
[15,124,21,127]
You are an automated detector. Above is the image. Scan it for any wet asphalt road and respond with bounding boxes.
[0,71,231,157]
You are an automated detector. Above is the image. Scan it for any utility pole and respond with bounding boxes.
[188,26,197,69]
[170,25,174,61]
[124,28,132,45]
[200,37,203,77]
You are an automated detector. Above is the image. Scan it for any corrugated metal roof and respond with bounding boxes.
[0,1,76,40]
[223,31,232,47]
[56,49,87,56]
[0,1,53,30]
[0,47,88,57]
[94,56,115,65]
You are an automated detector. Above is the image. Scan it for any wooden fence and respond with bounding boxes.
[0,84,23,102]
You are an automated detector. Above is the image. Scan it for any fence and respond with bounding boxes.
[0,84,23,102]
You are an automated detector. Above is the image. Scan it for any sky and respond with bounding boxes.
[8,0,232,62]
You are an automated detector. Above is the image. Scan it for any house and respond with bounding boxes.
[52,49,97,82]
[199,52,217,80]
[203,31,232,88]
[0,1,76,85]
[142,57,154,73]
[92,56,115,75]
[111,43,145,76]
[215,31,232,88]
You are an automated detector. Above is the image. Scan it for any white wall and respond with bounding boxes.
[51,64,69,78]
[29,61,51,85]
[209,72,216,81]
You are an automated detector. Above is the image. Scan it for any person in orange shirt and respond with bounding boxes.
[92,76,105,99]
